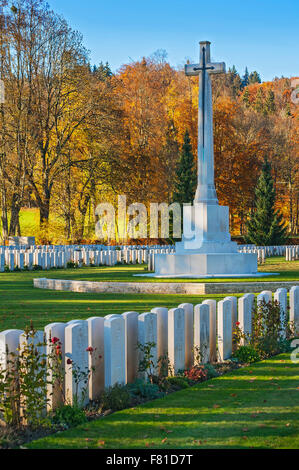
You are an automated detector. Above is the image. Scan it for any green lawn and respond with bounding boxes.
[34,257,299,283]
[1,257,299,331]
[26,353,299,449]
[0,268,226,331]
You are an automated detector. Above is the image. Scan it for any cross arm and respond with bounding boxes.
[185,64,200,76]
[208,62,226,74]
[185,62,226,77]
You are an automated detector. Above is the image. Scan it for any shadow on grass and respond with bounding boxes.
[27,353,299,449]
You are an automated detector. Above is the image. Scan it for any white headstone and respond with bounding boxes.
[0,329,23,370]
[45,322,66,410]
[224,296,238,337]
[274,288,287,338]
[178,303,194,369]
[238,294,254,344]
[290,286,299,335]
[151,307,168,359]
[168,308,185,373]
[8,252,14,271]
[257,290,272,305]
[202,299,216,362]
[104,315,126,387]
[87,317,104,399]
[217,299,232,361]
[194,304,210,364]
[65,321,89,406]
[138,312,158,378]
[122,312,139,383]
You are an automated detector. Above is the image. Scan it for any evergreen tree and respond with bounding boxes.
[245,158,287,245]
[162,120,180,200]
[242,67,249,88]
[173,130,197,204]
[242,87,250,107]
[249,71,261,84]
[264,89,276,114]
[254,87,265,113]
[228,65,242,96]
[95,61,112,80]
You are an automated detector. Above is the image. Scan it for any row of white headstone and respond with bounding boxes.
[239,245,289,260]
[0,247,175,271]
[1,286,299,411]
[285,246,299,261]
[1,244,296,272]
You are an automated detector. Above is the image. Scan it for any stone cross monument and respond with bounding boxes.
[185,41,225,204]
[152,41,258,278]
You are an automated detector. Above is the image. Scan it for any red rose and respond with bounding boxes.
[51,337,59,344]
[67,358,72,365]
[86,347,94,353]
[235,322,240,326]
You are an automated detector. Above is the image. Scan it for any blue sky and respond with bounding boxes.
[48,0,298,81]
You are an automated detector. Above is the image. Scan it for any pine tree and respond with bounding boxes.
[96,61,112,80]
[173,130,197,204]
[162,120,180,201]
[249,71,261,84]
[264,89,276,114]
[245,158,288,245]
[228,65,242,96]
[242,88,250,107]
[254,87,265,113]
[242,67,249,88]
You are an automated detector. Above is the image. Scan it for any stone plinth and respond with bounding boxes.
[152,203,258,278]
[154,252,257,277]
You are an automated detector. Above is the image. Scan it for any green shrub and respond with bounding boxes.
[232,345,261,363]
[128,379,164,400]
[251,300,284,358]
[233,300,294,360]
[204,364,219,379]
[51,405,87,429]
[137,341,157,383]
[0,323,51,428]
[165,376,190,389]
[279,338,293,352]
[32,264,42,271]
[100,384,131,411]
[66,261,77,269]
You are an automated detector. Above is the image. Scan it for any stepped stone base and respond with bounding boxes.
[153,252,258,278]
[33,277,295,295]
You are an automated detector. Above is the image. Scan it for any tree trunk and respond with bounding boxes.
[1,188,8,242]
[9,195,21,236]
[40,200,50,226]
